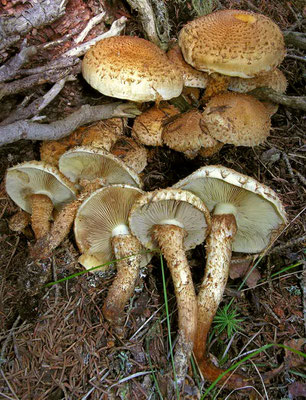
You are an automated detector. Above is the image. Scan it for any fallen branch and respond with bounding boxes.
[0,103,141,146]
[283,31,306,50]
[0,75,76,126]
[0,41,37,83]
[249,87,306,111]
[0,62,81,100]
[0,0,68,53]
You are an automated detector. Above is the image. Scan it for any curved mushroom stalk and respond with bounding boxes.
[152,224,197,385]
[194,214,247,388]
[30,194,54,239]
[30,179,103,259]
[102,234,142,336]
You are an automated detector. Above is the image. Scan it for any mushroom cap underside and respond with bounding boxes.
[129,188,211,250]
[173,165,287,253]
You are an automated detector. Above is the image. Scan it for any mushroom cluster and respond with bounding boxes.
[5,7,290,393]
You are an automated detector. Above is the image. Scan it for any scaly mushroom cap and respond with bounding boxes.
[74,184,151,270]
[129,188,211,250]
[173,165,287,253]
[202,93,271,146]
[132,103,180,146]
[5,161,77,214]
[111,137,148,174]
[82,36,184,102]
[167,44,208,88]
[229,68,288,93]
[179,9,285,78]
[162,109,218,158]
[58,146,142,188]
[81,118,126,150]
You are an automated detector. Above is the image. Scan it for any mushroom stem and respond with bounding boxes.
[30,180,102,259]
[194,214,246,388]
[152,224,197,383]
[102,234,142,336]
[30,193,54,239]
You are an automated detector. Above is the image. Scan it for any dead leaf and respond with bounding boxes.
[284,338,306,368]
[289,382,306,398]
[230,258,261,288]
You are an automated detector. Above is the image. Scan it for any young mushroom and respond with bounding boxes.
[74,184,151,336]
[178,9,285,99]
[162,109,220,158]
[201,92,271,147]
[110,137,148,174]
[173,165,287,387]
[58,146,142,189]
[129,188,211,385]
[5,161,77,240]
[82,36,183,103]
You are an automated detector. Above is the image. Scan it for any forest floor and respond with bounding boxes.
[0,0,305,399]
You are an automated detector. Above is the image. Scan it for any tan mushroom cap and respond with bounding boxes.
[179,9,285,78]
[5,161,77,214]
[74,184,151,271]
[129,188,211,251]
[58,146,142,189]
[162,109,218,158]
[82,36,184,102]
[202,93,271,146]
[111,137,148,174]
[229,68,287,93]
[81,118,126,150]
[132,103,180,146]
[167,44,208,88]
[173,165,287,253]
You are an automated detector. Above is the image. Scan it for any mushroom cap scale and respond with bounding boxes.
[59,146,142,189]
[74,184,151,271]
[129,188,211,251]
[82,36,183,102]
[5,161,77,214]
[173,165,287,253]
[179,9,285,78]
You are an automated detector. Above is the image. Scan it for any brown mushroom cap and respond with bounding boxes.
[201,92,271,146]
[132,103,180,146]
[179,9,285,78]
[111,137,148,174]
[82,36,184,102]
[5,161,77,214]
[167,44,208,88]
[58,146,142,189]
[162,109,218,158]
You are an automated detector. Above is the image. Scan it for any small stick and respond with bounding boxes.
[75,11,107,43]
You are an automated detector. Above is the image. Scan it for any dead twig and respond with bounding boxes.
[0,75,76,126]
[284,31,306,50]
[0,102,141,146]
[249,87,306,111]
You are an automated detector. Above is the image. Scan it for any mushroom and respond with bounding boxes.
[74,184,151,335]
[5,161,77,239]
[82,36,183,102]
[229,68,288,115]
[173,165,287,387]
[132,103,180,147]
[40,118,126,166]
[201,92,271,147]
[178,9,286,98]
[129,188,211,384]
[110,137,148,174]
[58,146,142,189]
[162,109,220,158]
[167,44,208,89]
